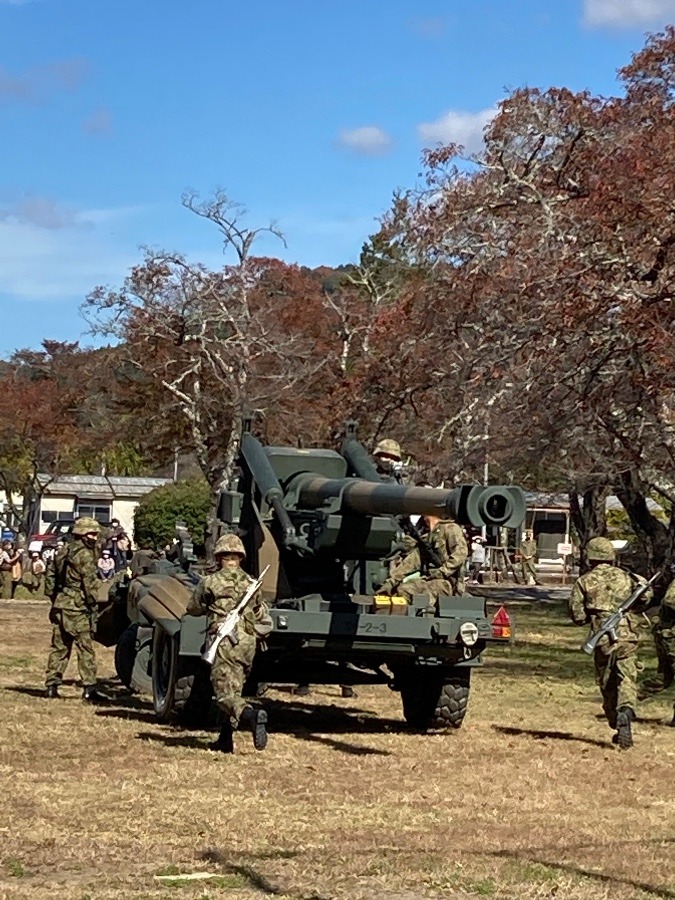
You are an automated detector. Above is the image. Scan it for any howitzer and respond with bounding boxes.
[202,565,270,664]
[583,570,660,655]
[134,427,526,735]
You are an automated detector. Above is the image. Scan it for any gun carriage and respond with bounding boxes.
[113,431,525,732]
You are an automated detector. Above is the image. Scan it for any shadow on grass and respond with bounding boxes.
[198,848,306,898]
[289,732,391,756]
[492,724,612,749]
[136,731,211,750]
[260,697,408,737]
[487,846,675,899]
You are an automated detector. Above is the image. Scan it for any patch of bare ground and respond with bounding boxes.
[0,597,673,900]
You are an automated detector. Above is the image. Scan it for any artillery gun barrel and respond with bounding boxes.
[293,475,459,518]
[290,474,523,527]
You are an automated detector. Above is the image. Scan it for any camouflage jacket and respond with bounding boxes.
[520,539,538,561]
[185,566,268,637]
[568,564,652,639]
[47,542,100,611]
[660,581,675,628]
[389,520,468,584]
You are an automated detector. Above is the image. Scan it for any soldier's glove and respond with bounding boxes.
[380,580,395,596]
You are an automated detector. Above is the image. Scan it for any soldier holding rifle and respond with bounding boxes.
[568,537,653,749]
[184,534,271,754]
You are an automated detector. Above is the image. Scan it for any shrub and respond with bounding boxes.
[134,478,210,550]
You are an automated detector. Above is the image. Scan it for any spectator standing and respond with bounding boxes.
[1,540,21,599]
[25,550,47,596]
[470,536,486,585]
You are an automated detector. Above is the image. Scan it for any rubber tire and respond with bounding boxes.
[400,668,471,731]
[151,625,214,726]
[114,624,137,689]
[152,626,180,722]
[130,626,153,695]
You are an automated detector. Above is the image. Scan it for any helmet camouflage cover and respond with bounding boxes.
[214,534,246,557]
[72,517,101,536]
[374,438,402,460]
[586,537,616,562]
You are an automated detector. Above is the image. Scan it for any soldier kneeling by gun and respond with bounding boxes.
[380,512,468,610]
[184,535,271,753]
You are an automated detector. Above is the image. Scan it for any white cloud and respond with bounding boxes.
[583,0,675,29]
[336,126,393,157]
[417,106,498,154]
[0,58,89,104]
[0,205,139,300]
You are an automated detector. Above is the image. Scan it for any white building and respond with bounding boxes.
[32,473,172,539]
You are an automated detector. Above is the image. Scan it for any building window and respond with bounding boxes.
[76,503,111,524]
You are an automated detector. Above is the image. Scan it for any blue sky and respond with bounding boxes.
[1,0,674,356]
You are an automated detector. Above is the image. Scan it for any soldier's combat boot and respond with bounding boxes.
[614,706,635,750]
[239,705,268,751]
[209,723,234,754]
[82,685,108,704]
[45,684,60,699]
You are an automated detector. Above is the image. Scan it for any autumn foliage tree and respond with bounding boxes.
[352,27,675,571]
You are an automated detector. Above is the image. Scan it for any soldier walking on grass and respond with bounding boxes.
[568,537,653,749]
[639,576,675,727]
[519,529,540,586]
[44,517,107,703]
[184,534,272,753]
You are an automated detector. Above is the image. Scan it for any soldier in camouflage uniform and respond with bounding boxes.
[373,438,403,480]
[519,529,540,585]
[380,512,468,608]
[185,534,270,753]
[639,578,675,727]
[568,537,653,749]
[44,517,107,702]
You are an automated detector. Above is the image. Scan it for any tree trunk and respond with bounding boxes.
[613,468,674,576]
[569,482,609,574]
[203,419,243,562]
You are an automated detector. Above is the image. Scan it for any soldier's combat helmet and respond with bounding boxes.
[72,516,100,536]
[586,537,616,562]
[214,534,246,558]
[374,438,402,460]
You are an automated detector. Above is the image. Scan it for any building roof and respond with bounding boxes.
[37,474,172,501]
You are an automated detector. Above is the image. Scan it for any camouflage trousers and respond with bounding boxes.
[1,570,13,599]
[397,576,461,605]
[521,561,537,584]
[45,607,97,688]
[593,639,638,726]
[211,629,257,728]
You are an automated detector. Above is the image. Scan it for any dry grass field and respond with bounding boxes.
[1,594,674,900]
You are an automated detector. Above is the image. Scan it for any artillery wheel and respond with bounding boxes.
[399,668,471,731]
[130,626,153,695]
[114,624,137,689]
[151,626,215,725]
[115,624,153,694]
[152,626,180,722]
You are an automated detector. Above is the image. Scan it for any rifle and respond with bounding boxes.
[202,565,270,665]
[583,570,660,655]
[398,517,444,573]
